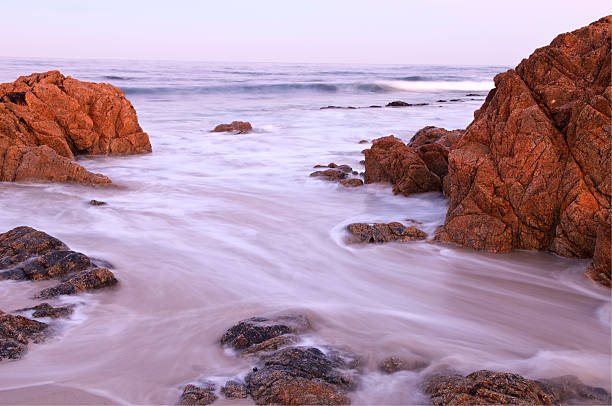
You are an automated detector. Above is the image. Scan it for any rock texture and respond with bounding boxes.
[15,303,74,319]
[425,370,611,406]
[211,121,252,133]
[220,315,310,351]
[363,127,462,196]
[0,70,151,184]
[179,383,217,406]
[347,222,427,243]
[0,310,48,360]
[0,226,118,298]
[435,16,611,286]
[310,163,363,187]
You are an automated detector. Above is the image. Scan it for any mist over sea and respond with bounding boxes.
[0,58,609,404]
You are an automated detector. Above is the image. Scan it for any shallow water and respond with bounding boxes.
[0,59,610,405]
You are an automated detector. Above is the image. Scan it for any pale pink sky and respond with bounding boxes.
[1,0,610,65]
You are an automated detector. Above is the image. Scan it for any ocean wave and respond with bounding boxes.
[102,75,134,81]
[121,83,340,95]
[374,80,494,92]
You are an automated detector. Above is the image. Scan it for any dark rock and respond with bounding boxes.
[369,105,382,108]
[179,383,217,405]
[347,222,427,243]
[378,356,427,373]
[0,310,48,360]
[425,370,555,405]
[221,380,249,399]
[465,93,480,97]
[211,121,252,134]
[537,375,611,405]
[309,169,348,182]
[36,267,118,298]
[0,226,68,269]
[1,250,92,281]
[15,303,74,319]
[340,179,363,188]
[89,200,107,206]
[437,99,448,102]
[220,314,310,350]
[386,101,411,107]
[245,347,354,405]
[358,140,369,144]
[449,99,461,102]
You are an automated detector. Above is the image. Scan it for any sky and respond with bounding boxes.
[1,0,610,66]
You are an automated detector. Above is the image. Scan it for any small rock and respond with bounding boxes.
[465,93,480,97]
[340,179,363,188]
[309,169,347,182]
[378,356,427,373]
[358,140,369,144]
[36,268,118,298]
[15,303,74,319]
[179,383,217,405]
[537,375,611,405]
[386,101,412,107]
[449,98,461,102]
[437,99,447,102]
[0,311,48,360]
[221,380,249,399]
[347,222,427,243]
[89,200,107,206]
[220,314,310,350]
[211,121,252,134]
[369,105,382,108]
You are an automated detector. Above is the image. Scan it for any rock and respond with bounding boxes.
[340,179,363,188]
[310,169,348,182]
[378,356,427,373]
[537,375,611,405]
[221,380,249,399]
[1,250,92,281]
[36,267,118,298]
[449,99,461,102]
[0,311,48,360]
[0,70,151,185]
[0,226,68,269]
[436,16,611,285]
[358,140,369,144]
[387,101,411,107]
[89,200,107,206]
[424,370,555,405]
[465,93,481,97]
[220,315,310,350]
[243,335,299,355]
[179,383,217,406]
[245,347,354,405]
[211,121,252,133]
[346,222,427,243]
[437,99,448,103]
[15,303,74,319]
[363,128,462,196]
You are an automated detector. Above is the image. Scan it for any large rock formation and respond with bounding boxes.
[0,70,151,184]
[435,16,611,286]
[363,127,463,196]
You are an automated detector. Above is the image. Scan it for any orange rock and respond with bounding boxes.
[436,16,611,285]
[0,71,151,184]
[211,121,252,133]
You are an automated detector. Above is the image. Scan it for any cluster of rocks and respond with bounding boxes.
[310,163,364,188]
[179,314,360,405]
[0,71,151,185]
[362,16,611,287]
[320,97,480,110]
[178,314,611,405]
[210,121,252,134]
[0,226,117,359]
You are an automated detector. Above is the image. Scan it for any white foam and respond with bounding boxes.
[377,79,494,92]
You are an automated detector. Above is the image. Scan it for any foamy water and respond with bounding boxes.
[0,59,609,405]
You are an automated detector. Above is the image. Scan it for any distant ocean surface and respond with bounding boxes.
[1,58,609,405]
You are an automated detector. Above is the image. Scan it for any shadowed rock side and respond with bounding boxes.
[363,127,463,196]
[0,70,151,184]
[435,16,611,286]
[425,370,611,406]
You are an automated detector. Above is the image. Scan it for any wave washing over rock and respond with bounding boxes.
[0,70,151,185]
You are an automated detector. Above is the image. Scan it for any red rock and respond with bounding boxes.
[211,121,252,133]
[363,128,462,196]
[346,222,427,243]
[435,16,611,285]
[340,179,364,188]
[0,71,151,185]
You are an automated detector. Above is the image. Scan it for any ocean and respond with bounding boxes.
[0,58,609,404]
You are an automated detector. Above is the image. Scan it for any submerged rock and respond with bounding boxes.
[0,70,151,185]
[310,169,348,182]
[89,199,107,206]
[211,121,252,134]
[179,383,217,405]
[537,375,611,405]
[15,303,74,319]
[386,101,429,107]
[37,267,117,298]
[220,314,310,350]
[347,222,427,243]
[0,310,48,360]
[310,163,363,187]
[435,16,611,286]
[339,179,363,188]
[378,356,427,374]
